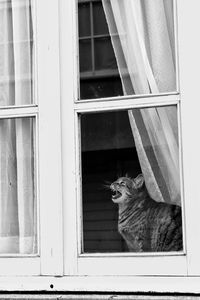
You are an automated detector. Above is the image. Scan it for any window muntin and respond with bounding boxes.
[80,106,183,254]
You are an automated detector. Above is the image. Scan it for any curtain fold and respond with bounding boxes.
[102,0,180,205]
[0,0,35,254]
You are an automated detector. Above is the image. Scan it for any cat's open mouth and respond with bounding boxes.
[112,190,122,200]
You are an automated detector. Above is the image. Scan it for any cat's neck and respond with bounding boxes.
[118,187,149,215]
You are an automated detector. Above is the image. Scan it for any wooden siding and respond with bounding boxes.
[82,148,141,253]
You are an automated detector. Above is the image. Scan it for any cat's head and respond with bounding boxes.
[110,174,144,204]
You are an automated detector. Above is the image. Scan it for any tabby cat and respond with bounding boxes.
[110,174,183,252]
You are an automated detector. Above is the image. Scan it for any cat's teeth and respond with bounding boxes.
[112,191,121,200]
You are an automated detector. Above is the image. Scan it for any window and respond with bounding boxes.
[0,0,38,256]
[0,0,63,276]
[0,0,38,272]
[81,107,183,254]
[0,0,200,293]
[77,0,183,259]
[67,0,187,276]
[58,0,200,283]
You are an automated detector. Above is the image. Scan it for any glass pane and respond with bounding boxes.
[0,0,34,105]
[94,37,118,70]
[81,106,183,253]
[79,39,92,72]
[80,77,123,99]
[0,117,37,254]
[78,2,91,37]
[78,0,177,100]
[93,1,109,35]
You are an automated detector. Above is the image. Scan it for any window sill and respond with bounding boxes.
[0,275,200,293]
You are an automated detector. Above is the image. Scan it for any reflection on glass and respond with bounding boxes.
[81,106,183,253]
[0,0,34,106]
[0,117,37,254]
[78,0,176,100]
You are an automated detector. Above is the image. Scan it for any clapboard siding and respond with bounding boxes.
[84,201,114,212]
[82,172,126,252]
[82,148,141,253]
[84,240,124,251]
[84,230,121,240]
[84,220,117,231]
[84,209,117,221]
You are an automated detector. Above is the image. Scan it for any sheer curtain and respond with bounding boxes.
[0,0,36,253]
[102,0,181,205]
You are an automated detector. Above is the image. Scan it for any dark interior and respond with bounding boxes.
[81,111,141,252]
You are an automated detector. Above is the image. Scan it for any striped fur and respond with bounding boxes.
[110,175,183,252]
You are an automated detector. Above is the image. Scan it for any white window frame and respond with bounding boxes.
[0,0,199,294]
[0,0,63,276]
[36,0,63,277]
[60,0,200,281]
[62,0,187,277]
[177,0,200,277]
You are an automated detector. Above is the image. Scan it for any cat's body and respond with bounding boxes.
[110,174,182,252]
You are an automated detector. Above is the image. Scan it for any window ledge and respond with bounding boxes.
[0,275,200,293]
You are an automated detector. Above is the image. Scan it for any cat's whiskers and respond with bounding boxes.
[102,181,112,190]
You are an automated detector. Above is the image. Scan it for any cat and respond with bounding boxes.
[110,174,183,252]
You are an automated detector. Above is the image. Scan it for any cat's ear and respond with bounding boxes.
[134,174,144,189]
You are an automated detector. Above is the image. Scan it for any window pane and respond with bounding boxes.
[78,0,177,100]
[0,0,34,106]
[81,106,183,253]
[0,117,37,254]
[78,2,91,37]
[80,77,123,99]
[93,1,109,35]
[94,37,117,70]
[79,39,92,72]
